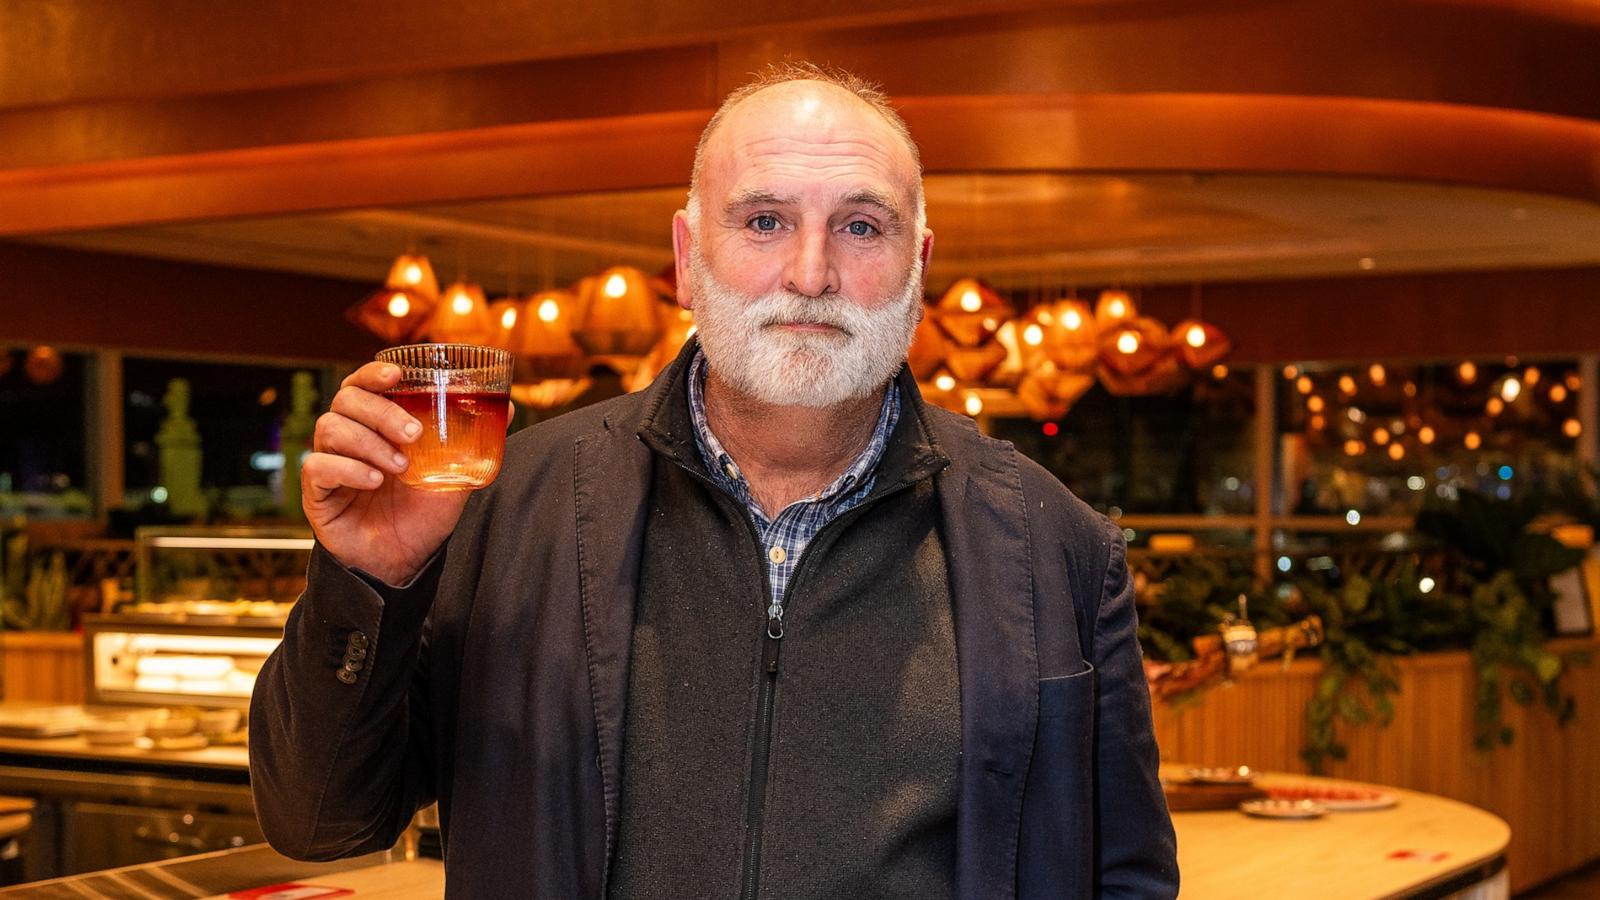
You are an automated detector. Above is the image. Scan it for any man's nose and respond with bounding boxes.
[782,225,839,298]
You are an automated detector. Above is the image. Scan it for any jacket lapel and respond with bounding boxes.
[931,415,1039,900]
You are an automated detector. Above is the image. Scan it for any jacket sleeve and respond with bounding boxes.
[248,543,443,861]
[1092,520,1180,897]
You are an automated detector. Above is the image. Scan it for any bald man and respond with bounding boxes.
[251,63,1177,899]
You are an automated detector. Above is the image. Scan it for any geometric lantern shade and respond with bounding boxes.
[509,289,590,380]
[907,307,951,379]
[347,287,434,344]
[426,280,494,345]
[932,277,1015,347]
[1097,316,1169,377]
[1172,318,1232,370]
[385,252,440,300]
[1094,288,1136,327]
[1039,298,1099,371]
[487,298,522,351]
[573,266,664,357]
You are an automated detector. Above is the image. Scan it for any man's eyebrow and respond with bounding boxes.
[841,189,905,227]
[724,190,798,213]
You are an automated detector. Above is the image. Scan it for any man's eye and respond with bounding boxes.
[845,221,878,237]
[750,215,780,232]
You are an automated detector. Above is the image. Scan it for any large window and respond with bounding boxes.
[123,357,328,519]
[0,345,91,519]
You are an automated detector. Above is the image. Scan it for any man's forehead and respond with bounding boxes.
[702,81,919,204]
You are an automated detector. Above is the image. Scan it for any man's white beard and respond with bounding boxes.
[688,249,923,409]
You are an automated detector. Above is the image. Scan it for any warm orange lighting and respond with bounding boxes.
[1116,331,1141,354]
[1566,373,1583,392]
[1212,364,1229,379]
[1403,381,1417,398]
[603,273,629,299]
[1283,365,1300,381]
[426,281,492,344]
[1373,427,1391,446]
[1458,361,1478,384]
[960,289,983,313]
[1500,378,1522,403]
[500,307,518,330]
[1095,289,1135,324]
[1487,397,1505,416]
[1063,307,1084,331]
[1524,367,1541,386]
[1550,384,1569,403]
[1307,395,1326,413]
[386,292,410,318]
[1023,324,1045,347]
[1368,364,1387,387]
[1310,414,1326,430]
[964,393,984,416]
[1296,376,1314,395]
[384,253,439,299]
[1388,443,1405,461]
[1465,431,1482,450]
[537,298,560,323]
[934,373,957,392]
[1565,418,1583,439]
[1338,375,1357,395]
[1185,324,1207,348]
[1418,425,1436,445]
[1343,439,1366,456]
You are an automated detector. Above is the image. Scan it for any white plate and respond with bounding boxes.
[1240,799,1327,819]
[1187,765,1255,785]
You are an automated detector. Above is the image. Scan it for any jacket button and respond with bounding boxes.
[337,669,358,685]
[347,646,368,661]
[349,631,369,649]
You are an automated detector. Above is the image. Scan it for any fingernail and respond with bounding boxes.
[368,469,383,484]
[392,452,408,470]
[382,365,398,378]
[404,420,421,438]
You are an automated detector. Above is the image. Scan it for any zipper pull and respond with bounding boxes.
[766,601,785,641]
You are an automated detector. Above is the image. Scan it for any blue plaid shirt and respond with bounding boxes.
[688,350,900,619]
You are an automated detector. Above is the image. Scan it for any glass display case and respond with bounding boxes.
[83,526,313,709]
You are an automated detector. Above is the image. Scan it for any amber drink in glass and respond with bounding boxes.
[376,343,513,491]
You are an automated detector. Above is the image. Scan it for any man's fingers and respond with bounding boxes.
[302,452,385,502]
[331,384,422,447]
[313,413,411,475]
[341,361,403,393]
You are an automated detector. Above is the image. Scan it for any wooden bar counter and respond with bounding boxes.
[1170,768,1511,899]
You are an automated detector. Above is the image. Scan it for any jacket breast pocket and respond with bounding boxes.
[1020,664,1097,899]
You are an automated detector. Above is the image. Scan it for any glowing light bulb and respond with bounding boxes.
[500,307,518,330]
[1023,324,1044,347]
[1368,363,1387,386]
[1418,426,1436,445]
[1388,443,1405,460]
[1403,382,1417,397]
[1346,509,1363,525]
[1565,418,1583,438]
[1307,395,1325,413]
[1373,427,1391,445]
[1419,577,1436,594]
[1487,397,1504,416]
[1037,310,1054,326]
[1551,384,1569,403]
[1212,364,1229,380]
[964,393,984,416]
[1283,365,1300,381]
[1107,298,1126,318]
[960,289,982,313]
[603,273,628,299]
[451,292,473,315]
[1465,431,1482,450]
[403,263,423,285]
[1458,361,1478,383]
[934,374,956,392]
[537,299,560,322]
[1524,367,1541,386]
[1185,325,1206,348]
[386,292,410,318]
[1500,378,1522,403]
[1063,308,1083,330]
[1344,440,1365,457]
[1296,376,1313,395]
[1310,414,1326,430]
[1566,373,1582,391]
[1338,375,1357,395]
[1116,331,1140,354]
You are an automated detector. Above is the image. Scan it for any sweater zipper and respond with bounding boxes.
[734,480,917,900]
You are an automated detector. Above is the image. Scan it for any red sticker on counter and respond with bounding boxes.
[1387,850,1450,863]
[230,886,354,899]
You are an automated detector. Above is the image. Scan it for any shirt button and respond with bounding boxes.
[723,461,740,481]
[768,546,786,565]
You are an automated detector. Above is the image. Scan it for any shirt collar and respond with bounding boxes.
[686,348,900,508]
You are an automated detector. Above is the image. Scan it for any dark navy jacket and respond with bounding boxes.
[250,341,1178,898]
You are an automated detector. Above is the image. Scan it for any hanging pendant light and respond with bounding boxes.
[1038,297,1099,372]
[488,297,522,351]
[574,266,664,359]
[932,278,1014,347]
[346,252,442,343]
[509,289,590,381]
[627,306,698,393]
[1094,288,1137,326]
[907,304,950,380]
[1098,316,1168,377]
[1172,318,1232,370]
[426,280,494,345]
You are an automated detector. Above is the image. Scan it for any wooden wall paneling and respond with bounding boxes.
[0,633,86,705]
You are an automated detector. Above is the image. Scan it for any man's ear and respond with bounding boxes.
[920,228,935,273]
[672,210,694,311]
